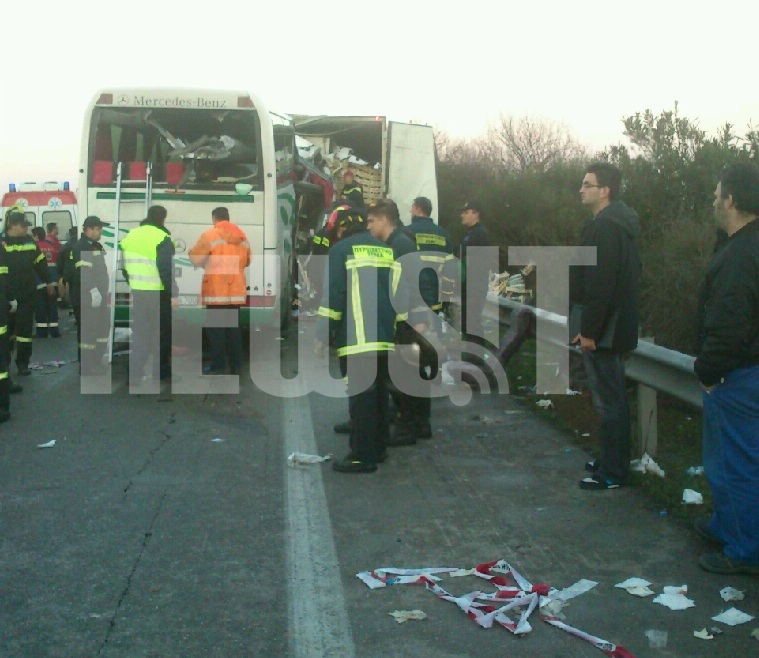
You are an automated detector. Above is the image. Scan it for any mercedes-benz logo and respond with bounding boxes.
[173,238,187,253]
[118,94,129,105]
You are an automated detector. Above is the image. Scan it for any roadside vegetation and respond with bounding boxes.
[433,104,759,524]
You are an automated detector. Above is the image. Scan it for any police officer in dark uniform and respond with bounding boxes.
[458,200,493,347]
[2,212,53,376]
[71,216,111,375]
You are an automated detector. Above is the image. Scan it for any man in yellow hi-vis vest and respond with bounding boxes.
[121,205,178,388]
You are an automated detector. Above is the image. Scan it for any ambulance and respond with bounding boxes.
[2,181,78,236]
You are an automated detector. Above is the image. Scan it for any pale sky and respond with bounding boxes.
[2,0,757,194]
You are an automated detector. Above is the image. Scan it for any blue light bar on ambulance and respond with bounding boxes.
[63,181,70,191]
[9,183,16,192]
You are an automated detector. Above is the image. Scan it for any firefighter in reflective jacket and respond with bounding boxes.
[340,170,365,210]
[120,205,178,385]
[71,216,110,374]
[2,212,52,376]
[315,208,407,473]
[189,206,251,375]
[0,248,11,421]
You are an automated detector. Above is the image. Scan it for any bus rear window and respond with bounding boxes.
[89,107,262,190]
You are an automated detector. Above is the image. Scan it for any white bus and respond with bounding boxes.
[78,88,297,329]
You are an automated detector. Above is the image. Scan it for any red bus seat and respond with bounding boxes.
[93,161,113,184]
[129,162,147,180]
[165,162,183,185]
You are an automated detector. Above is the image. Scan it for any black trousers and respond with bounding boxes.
[339,352,390,464]
[35,285,59,336]
[73,302,110,370]
[9,296,35,369]
[0,329,9,412]
[206,305,243,372]
[131,290,172,381]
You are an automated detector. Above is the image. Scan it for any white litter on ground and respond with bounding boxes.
[751,627,759,641]
[211,438,225,443]
[644,629,668,648]
[630,452,665,477]
[693,628,714,640]
[682,489,704,504]
[720,586,745,602]
[552,579,598,601]
[37,440,56,449]
[615,577,655,597]
[536,399,553,409]
[388,609,427,623]
[686,466,705,476]
[653,586,695,610]
[712,608,755,626]
[287,452,333,467]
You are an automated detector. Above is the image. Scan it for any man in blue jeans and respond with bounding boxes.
[570,163,641,491]
[694,163,759,575]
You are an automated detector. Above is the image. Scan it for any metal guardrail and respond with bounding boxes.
[490,295,704,456]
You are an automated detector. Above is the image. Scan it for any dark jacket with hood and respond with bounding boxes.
[570,200,641,353]
[694,218,759,386]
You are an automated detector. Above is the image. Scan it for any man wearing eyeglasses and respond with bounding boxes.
[570,162,641,491]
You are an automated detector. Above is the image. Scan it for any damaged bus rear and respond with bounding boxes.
[78,89,297,328]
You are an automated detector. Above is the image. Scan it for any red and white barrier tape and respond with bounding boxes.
[356,559,636,658]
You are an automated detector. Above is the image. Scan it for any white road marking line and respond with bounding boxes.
[284,394,355,657]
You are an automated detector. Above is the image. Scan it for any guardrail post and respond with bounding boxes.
[636,337,658,456]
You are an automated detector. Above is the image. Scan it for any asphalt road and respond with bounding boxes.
[1,311,757,657]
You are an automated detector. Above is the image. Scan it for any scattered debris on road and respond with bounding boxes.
[682,489,704,505]
[388,609,427,623]
[686,465,705,476]
[720,587,745,602]
[643,629,668,648]
[287,452,333,467]
[37,440,56,449]
[357,560,633,657]
[653,585,695,610]
[694,628,714,640]
[615,578,655,598]
[712,608,755,627]
[630,453,665,478]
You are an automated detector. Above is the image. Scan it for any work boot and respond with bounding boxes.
[10,382,23,394]
[17,365,31,376]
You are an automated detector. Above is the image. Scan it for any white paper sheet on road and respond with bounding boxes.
[693,628,714,640]
[711,608,754,626]
[615,578,655,597]
[719,586,745,602]
[388,609,427,623]
[287,452,333,467]
[653,590,695,610]
[37,440,56,448]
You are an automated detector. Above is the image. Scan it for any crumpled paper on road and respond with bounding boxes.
[388,609,427,623]
[287,452,332,467]
[536,399,553,409]
[653,586,694,610]
[630,452,665,477]
[694,628,714,640]
[720,586,745,602]
[712,607,754,626]
[615,577,655,597]
[37,440,56,449]
[682,489,704,504]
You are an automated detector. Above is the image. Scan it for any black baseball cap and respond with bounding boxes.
[82,216,110,228]
[460,200,483,214]
[6,211,30,227]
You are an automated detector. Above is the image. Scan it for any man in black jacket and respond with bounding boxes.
[2,212,54,376]
[71,216,110,375]
[570,163,641,491]
[693,163,759,575]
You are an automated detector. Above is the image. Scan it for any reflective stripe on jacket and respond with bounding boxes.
[189,220,251,306]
